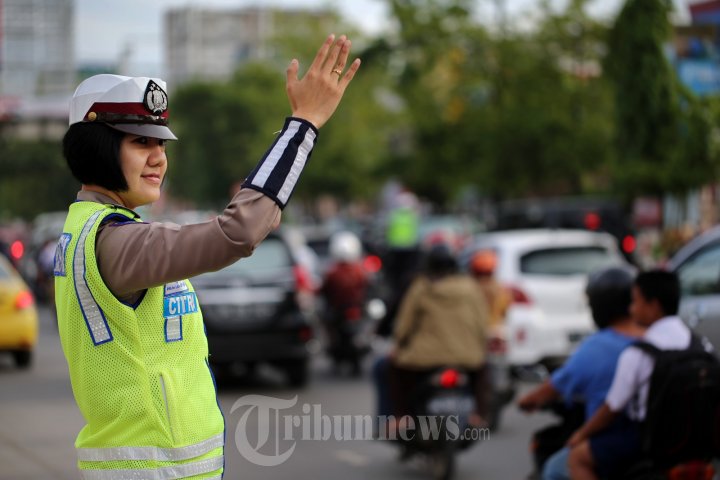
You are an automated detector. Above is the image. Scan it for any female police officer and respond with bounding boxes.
[54,35,360,479]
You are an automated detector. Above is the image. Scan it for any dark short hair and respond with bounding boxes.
[62,123,128,191]
[423,243,458,277]
[634,269,680,316]
[586,266,634,329]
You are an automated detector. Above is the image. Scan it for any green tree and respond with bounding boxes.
[167,65,288,207]
[382,0,489,203]
[382,0,616,203]
[168,28,404,206]
[0,139,77,220]
[604,0,717,194]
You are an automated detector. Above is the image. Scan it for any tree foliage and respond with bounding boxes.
[382,0,617,203]
[0,139,78,220]
[2,0,718,220]
[168,65,288,207]
[605,0,717,194]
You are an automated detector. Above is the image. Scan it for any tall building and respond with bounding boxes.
[0,0,75,97]
[164,6,337,87]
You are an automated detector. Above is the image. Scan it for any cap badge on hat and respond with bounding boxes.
[144,80,168,116]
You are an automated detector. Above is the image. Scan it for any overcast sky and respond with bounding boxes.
[75,0,691,77]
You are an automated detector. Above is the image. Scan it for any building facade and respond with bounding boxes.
[0,0,75,97]
[164,6,337,87]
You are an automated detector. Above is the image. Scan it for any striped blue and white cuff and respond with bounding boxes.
[242,117,318,209]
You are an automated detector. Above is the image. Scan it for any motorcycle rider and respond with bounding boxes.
[469,249,511,335]
[319,230,369,375]
[517,266,645,480]
[566,269,715,480]
[389,242,490,429]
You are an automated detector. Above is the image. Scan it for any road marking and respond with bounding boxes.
[334,449,370,467]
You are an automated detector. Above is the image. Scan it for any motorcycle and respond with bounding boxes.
[528,400,717,480]
[324,298,385,376]
[383,367,483,480]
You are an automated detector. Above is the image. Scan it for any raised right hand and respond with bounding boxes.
[285,34,361,129]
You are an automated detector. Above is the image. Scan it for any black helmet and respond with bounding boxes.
[424,243,458,277]
[585,266,634,329]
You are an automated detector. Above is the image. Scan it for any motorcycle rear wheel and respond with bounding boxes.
[429,448,455,480]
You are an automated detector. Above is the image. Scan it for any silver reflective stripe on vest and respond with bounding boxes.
[77,433,224,462]
[74,209,113,345]
[80,455,223,480]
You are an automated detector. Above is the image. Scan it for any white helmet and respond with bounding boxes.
[329,231,362,262]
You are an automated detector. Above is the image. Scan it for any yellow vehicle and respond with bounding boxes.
[0,255,38,368]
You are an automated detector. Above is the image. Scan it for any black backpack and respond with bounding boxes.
[633,334,720,468]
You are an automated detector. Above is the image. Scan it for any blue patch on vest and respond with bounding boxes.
[163,292,199,318]
[53,233,72,277]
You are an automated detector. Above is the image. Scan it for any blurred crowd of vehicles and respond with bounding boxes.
[2,195,720,392]
[459,229,629,371]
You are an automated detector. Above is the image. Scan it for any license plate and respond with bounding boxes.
[426,395,474,416]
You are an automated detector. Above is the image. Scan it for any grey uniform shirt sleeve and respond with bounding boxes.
[92,188,280,304]
[89,116,317,305]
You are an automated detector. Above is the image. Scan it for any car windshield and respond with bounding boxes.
[520,246,615,276]
[217,238,292,276]
[0,258,12,280]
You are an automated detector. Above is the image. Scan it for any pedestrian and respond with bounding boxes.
[54,35,360,479]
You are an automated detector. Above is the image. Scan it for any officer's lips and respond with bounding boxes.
[141,173,162,185]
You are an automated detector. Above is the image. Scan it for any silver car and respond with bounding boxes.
[668,225,720,349]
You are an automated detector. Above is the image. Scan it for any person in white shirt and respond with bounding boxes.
[565,270,687,479]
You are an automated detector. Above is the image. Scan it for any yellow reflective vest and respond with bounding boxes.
[386,207,419,248]
[54,201,224,479]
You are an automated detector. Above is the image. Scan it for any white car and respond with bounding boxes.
[463,229,630,369]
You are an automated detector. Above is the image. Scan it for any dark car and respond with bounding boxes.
[495,196,638,264]
[191,229,316,387]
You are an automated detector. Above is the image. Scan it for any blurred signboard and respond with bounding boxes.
[671,22,720,95]
[689,0,720,24]
[676,58,720,94]
[633,197,663,228]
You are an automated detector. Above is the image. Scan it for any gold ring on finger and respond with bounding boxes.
[332,68,342,76]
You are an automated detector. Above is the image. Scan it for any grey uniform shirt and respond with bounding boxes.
[84,116,317,306]
[83,189,279,306]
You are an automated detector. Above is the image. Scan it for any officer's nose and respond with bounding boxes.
[148,141,167,166]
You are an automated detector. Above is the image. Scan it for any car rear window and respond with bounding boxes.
[520,246,615,276]
[220,237,293,275]
[306,239,330,259]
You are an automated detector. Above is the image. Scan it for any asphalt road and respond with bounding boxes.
[0,307,556,480]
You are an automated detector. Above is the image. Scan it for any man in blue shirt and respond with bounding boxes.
[518,267,645,480]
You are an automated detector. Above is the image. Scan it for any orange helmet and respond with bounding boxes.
[470,250,497,275]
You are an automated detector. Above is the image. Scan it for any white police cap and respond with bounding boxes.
[69,74,177,140]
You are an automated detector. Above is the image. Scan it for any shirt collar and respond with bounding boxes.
[644,315,683,335]
[76,190,141,218]
[76,190,122,206]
